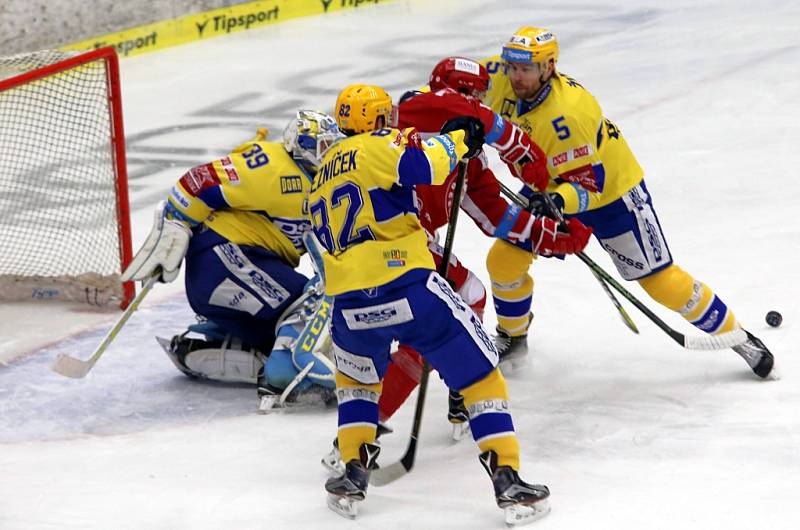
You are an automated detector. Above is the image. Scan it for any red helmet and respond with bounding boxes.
[429,57,490,97]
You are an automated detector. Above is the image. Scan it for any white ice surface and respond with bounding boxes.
[2,1,800,528]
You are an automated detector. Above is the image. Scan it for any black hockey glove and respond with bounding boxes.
[526,192,565,219]
[440,116,485,159]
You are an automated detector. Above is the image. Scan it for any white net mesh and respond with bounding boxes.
[0,49,127,304]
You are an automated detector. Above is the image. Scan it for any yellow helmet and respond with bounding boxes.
[501,26,559,65]
[335,84,393,135]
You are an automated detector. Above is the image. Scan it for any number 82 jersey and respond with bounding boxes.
[308,127,468,295]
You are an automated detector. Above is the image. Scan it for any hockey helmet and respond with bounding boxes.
[335,84,393,135]
[429,57,490,98]
[501,26,559,65]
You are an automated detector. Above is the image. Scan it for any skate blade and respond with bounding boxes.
[451,422,470,442]
[765,364,781,381]
[505,499,551,526]
[258,394,281,414]
[499,355,528,376]
[321,450,345,475]
[327,493,358,519]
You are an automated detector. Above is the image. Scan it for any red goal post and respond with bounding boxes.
[0,47,134,308]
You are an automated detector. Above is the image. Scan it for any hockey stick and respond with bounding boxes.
[370,160,469,487]
[498,183,746,350]
[51,273,159,378]
[498,181,638,334]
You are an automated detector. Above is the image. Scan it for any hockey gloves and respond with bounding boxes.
[440,116,486,159]
[496,125,550,191]
[527,192,565,217]
[530,217,592,257]
[121,200,192,284]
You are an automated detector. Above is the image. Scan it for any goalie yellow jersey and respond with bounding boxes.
[482,56,644,214]
[308,127,468,295]
[167,136,311,267]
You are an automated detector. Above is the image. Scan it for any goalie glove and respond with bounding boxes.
[121,200,192,283]
[530,217,592,257]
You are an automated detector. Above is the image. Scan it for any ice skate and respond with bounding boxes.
[494,327,529,372]
[479,450,551,526]
[732,329,776,379]
[322,424,392,474]
[325,442,380,519]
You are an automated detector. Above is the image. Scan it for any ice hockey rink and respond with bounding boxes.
[2,0,799,528]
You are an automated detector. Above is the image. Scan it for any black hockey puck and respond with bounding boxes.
[766,311,782,328]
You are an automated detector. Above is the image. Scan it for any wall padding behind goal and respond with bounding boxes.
[1,0,393,57]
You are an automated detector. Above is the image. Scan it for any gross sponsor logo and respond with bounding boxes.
[602,243,645,270]
[552,152,568,166]
[387,259,406,267]
[280,175,303,194]
[195,7,280,37]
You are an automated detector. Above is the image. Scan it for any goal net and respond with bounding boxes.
[0,47,134,308]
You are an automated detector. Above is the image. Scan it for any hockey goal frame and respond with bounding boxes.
[0,47,134,309]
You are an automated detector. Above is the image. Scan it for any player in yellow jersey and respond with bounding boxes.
[122,110,344,404]
[481,26,774,378]
[312,84,590,524]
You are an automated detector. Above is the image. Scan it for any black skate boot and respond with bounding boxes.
[479,450,551,526]
[448,389,470,441]
[157,332,220,380]
[494,314,532,370]
[325,442,381,519]
[732,329,775,379]
[322,424,392,475]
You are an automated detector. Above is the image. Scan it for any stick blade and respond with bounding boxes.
[369,461,410,487]
[51,353,93,379]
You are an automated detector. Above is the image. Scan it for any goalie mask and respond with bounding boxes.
[283,110,344,172]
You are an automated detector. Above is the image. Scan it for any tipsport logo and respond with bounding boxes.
[502,48,533,63]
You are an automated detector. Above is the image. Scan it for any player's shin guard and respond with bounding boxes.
[335,371,383,464]
[487,240,535,337]
[459,368,520,470]
[638,265,737,335]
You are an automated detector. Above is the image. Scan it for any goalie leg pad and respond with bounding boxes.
[158,333,264,384]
